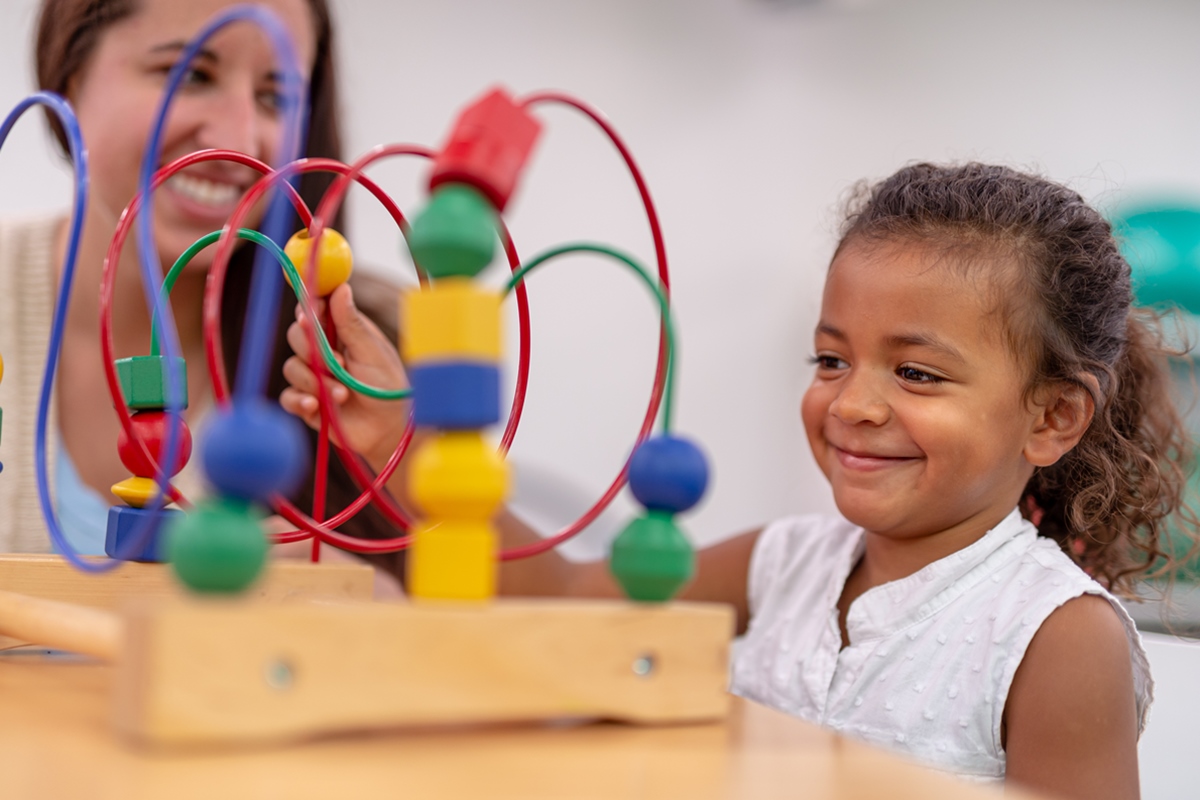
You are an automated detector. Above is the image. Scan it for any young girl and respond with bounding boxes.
[281,162,1189,799]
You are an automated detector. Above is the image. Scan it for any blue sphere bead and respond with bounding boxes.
[200,401,309,503]
[627,435,710,514]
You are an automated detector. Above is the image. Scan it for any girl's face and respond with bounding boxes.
[68,0,316,268]
[801,240,1041,541]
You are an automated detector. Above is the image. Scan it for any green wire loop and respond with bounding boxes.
[156,234,676,428]
[502,243,677,433]
[152,229,411,400]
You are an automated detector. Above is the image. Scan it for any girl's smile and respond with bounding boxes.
[801,239,1043,546]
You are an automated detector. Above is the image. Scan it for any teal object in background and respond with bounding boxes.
[1113,206,1200,313]
[1112,203,1200,582]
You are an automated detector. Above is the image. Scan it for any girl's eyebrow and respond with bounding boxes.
[886,333,965,363]
[816,323,965,363]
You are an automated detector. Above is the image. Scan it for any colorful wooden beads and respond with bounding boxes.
[105,360,192,562]
[609,435,709,603]
[284,227,354,297]
[408,432,510,601]
[166,401,309,594]
[402,181,508,601]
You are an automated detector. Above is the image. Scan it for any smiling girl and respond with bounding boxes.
[280,162,1191,798]
[0,0,402,558]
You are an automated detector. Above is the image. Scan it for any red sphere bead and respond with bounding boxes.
[117,411,193,478]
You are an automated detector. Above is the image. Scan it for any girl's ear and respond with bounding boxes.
[1024,377,1097,468]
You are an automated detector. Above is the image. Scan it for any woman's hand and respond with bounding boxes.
[280,282,409,472]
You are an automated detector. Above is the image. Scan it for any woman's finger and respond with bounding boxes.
[283,356,349,403]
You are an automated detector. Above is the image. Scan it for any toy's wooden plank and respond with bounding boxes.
[0,554,374,609]
[114,598,734,746]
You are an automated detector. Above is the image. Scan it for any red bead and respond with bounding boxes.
[117,411,193,478]
[429,87,542,211]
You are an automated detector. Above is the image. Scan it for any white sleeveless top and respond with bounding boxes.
[730,509,1152,784]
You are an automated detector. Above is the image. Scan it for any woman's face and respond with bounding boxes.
[68,0,316,268]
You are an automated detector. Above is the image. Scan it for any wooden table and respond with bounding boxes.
[0,653,1030,800]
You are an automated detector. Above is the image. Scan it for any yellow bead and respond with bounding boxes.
[0,352,5,384]
[111,476,162,508]
[284,228,354,297]
[407,520,497,602]
[410,432,509,520]
[401,279,502,364]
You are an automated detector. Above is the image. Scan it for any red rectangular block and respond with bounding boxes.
[430,87,542,210]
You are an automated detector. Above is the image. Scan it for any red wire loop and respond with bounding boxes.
[102,91,672,564]
[497,91,672,560]
[101,150,310,509]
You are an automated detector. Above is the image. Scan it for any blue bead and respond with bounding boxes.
[105,505,181,562]
[627,435,710,514]
[200,400,309,503]
[409,362,500,429]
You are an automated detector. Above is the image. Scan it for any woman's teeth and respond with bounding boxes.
[168,174,240,207]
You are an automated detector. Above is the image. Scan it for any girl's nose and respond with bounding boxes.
[828,369,890,426]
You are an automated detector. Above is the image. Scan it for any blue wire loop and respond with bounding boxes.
[129,4,308,564]
[1,92,111,571]
[20,6,309,572]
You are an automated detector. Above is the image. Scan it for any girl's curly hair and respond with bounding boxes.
[838,162,1195,595]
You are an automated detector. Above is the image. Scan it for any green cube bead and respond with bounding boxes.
[115,355,188,410]
[609,511,695,603]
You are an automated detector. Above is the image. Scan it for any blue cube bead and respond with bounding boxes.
[409,362,500,429]
[105,504,181,562]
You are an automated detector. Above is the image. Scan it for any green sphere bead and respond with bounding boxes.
[408,183,496,279]
[165,498,269,594]
[609,511,695,603]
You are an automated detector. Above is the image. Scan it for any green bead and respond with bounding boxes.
[116,355,189,410]
[609,511,695,603]
[407,183,496,278]
[165,497,268,594]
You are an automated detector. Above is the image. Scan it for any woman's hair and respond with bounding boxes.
[34,0,404,567]
[837,162,1196,595]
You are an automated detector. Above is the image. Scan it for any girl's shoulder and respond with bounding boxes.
[987,533,1153,737]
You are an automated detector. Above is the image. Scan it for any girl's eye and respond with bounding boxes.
[809,354,848,371]
[897,365,943,384]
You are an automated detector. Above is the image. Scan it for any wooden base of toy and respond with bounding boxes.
[0,554,373,650]
[118,598,733,746]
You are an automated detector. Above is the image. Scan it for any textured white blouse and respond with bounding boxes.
[730,509,1152,784]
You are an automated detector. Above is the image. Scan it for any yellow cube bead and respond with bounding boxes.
[410,432,509,520]
[407,520,497,602]
[111,476,161,508]
[401,279,502,364]
[284,228,354,297]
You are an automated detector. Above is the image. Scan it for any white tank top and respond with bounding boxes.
[730,509,1152,784]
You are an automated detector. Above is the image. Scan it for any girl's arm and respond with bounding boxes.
[1002,594,1141,800]
[495,517,762,633]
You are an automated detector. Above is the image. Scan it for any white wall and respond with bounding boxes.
[4,0,1200,549]
[1,2,1198,795]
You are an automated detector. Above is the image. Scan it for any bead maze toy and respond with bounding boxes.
[0,6,731,746]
